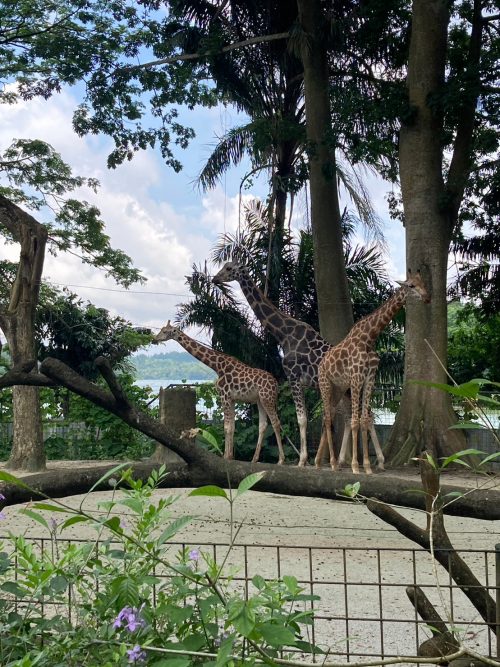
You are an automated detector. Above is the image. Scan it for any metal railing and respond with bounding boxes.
[1,537,498,662]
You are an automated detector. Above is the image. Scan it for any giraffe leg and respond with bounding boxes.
[252,401,268,464]
[221,398,235,460]
[319,367,337,471]
[369,419,385,470]
[360,361,379,475]
[337,395,352,469]
[350,383,362,475]
[260,396,285,465]
[314,428,327,468]
[290,380,308,466]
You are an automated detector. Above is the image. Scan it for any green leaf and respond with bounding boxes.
[442,491,465,499]
[198,429,222,454]
[259,622,296,647]
[0,471,32,490]
[215,635,234,667]
[20,509,49,530]
[479,452,500,466]
[343,481,361,498]
[294,640,324,654]
[103,516,122,533]
[50,575,68,593]
[440,449,484,468]
[189,486,228,500]
[157,516,193,545]
[235,471,266,497]
[449,422,486,430]
[1,581,27,597]
[117,497,143,514]
[151,660,191,667]
[60,515,90,531]
[88,463,130,494]
[252,574,266,590]
[32,502,72,513]
[227,599,255,636]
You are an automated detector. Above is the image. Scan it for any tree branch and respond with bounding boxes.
[95,356,132,408]
[123,32,290,71]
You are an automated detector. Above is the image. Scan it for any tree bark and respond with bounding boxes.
[297,0,353,344]
[0,195,48,471]
[2,357,499,520]
[386,0,469,463]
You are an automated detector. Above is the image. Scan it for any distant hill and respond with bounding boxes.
[131,351,216,381]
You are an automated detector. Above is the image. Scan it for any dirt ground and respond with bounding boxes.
[1,461,499,659]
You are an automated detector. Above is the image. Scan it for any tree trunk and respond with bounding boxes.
[0,196,48,471]
[385,0,466,464]
[7,386,45,471]
[297,0,353,345]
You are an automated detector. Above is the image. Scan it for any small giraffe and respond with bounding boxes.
[154,322,285,464]
[318,271,430,475]
[213,261,355,466]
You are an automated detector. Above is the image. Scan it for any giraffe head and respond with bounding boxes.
[154,320,181,343]
[396,270,431,303]
[212,261,245,285]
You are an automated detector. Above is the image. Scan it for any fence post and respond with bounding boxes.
[496,543,500,658]
[150,386,197,465]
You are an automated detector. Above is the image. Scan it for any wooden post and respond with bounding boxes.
[150,386,197,464]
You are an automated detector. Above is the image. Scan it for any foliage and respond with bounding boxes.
[0,467,322,665]
[447,303,500,384]
[0,370,157,463]
[37,286,153,380]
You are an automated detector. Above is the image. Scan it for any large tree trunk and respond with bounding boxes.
[8,386,45,470]
[0,196,48,471]
[385,0,466,464]
[297,0,353,345]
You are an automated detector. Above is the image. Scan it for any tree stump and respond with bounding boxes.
[150,386,196,465]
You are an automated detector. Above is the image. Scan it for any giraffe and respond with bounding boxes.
[153,322,285,464]
[212,261,367,467]
[318,270,431,475]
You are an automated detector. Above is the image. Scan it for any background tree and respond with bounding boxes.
[385,0,500,464]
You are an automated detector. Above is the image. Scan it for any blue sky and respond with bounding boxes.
[0,84,406,351]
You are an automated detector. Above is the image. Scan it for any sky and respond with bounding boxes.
[0,85,407,352]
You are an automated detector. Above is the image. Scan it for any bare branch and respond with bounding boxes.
[123,31,290,71]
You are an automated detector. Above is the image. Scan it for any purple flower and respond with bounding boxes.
[113,606,146,632]
[0,492,5,501]
[127,645,147,663]
[49,517,59,532]
[188,548,200,562]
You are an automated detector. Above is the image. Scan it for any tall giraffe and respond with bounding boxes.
[154,322,285,464]
[213,261,358,466]
[318,271,430,475]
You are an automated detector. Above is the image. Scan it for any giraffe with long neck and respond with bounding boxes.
[154,322,285,464]
[318,271,430,474]
[213,261,358,466]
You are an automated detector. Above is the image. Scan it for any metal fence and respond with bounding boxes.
[1,537,498,662]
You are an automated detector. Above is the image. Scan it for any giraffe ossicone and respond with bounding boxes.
[153,321,285,465]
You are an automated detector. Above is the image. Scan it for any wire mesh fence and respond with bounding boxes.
[1,536,498,662]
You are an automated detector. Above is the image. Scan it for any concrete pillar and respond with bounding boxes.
[150,386,196,464]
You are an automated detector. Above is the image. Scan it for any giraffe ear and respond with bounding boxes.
[167,320,171,326]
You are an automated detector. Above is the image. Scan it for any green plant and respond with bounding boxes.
[0,467,322,666]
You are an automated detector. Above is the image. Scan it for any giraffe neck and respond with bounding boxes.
[355,288,407,345]
[175,330,230,375]
[237,270,290,343]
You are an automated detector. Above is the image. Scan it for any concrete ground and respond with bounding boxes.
[1,461,499,660]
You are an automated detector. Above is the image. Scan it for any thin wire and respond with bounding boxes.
[44,281,193,298]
